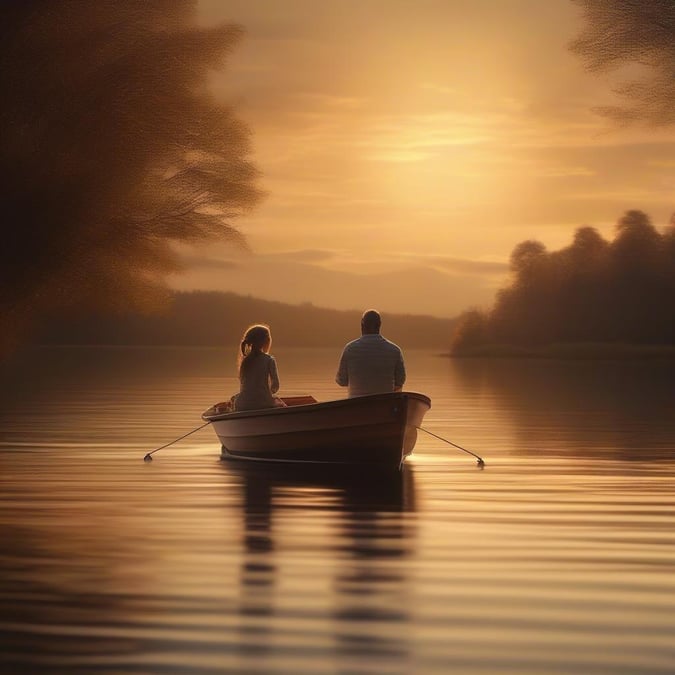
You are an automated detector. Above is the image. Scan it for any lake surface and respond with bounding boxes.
[1,346,674,674]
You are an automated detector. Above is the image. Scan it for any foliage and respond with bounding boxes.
[0,1,263,357]
[38,291,458,350]
[451,210,675,353]
[570,0,675,126]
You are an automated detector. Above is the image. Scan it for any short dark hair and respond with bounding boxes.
[361,309,381,332]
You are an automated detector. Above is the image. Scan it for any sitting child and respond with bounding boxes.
[231,324,286,412]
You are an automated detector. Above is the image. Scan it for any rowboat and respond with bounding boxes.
[202,391,431,465]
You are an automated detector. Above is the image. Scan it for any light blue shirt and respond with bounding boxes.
[336,334,406,397]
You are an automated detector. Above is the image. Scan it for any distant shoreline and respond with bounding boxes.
[444,342,675,360]
[35,290,458,351]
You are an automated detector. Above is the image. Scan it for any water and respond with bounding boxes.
[1,347,674,674]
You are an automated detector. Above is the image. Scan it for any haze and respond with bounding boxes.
[167,0,675,317]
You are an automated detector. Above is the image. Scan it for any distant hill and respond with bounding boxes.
[40,291,458,350]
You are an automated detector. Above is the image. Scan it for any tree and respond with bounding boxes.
[568,226,608,261]
[612,210,661,267]
[509,240,548,276]
[450,309,489,353]
[609,210,667,341]
[570,0,675,126]
[450,210,675,352]
[0,1,263,356]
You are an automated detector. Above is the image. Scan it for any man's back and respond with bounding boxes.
[336,334,406,397]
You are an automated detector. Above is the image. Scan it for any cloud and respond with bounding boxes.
[171,247,510,316]
[185,248,342,268]
[196,0,675,303]
[425,256,510,276]
[178,255,240,271]
[260,248,339,263]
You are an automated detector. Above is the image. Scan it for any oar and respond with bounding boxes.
[143,421,211,462]
[417,426,485,467]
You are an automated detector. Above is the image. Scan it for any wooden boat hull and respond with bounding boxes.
[202,392,431,465]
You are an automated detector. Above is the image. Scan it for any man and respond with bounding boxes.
[336,309,406,397]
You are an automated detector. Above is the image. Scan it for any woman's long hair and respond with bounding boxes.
[238,324,271,380]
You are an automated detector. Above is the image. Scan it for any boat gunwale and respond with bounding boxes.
[202,391,431,423]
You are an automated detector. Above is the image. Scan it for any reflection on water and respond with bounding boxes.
[232,464,415,673]
[447,357,675,462]
[1,347,674,673]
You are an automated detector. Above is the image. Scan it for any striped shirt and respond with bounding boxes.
[335,334,406,398]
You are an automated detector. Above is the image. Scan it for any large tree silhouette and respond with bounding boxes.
[451,210,675,352]
[570,0,675,126]
[0,1,263,356]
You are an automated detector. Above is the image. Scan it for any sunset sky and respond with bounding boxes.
[171,0,675,317]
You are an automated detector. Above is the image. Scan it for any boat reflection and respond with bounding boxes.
[225,462,417,671]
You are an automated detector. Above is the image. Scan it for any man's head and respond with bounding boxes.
[361,309,382,335]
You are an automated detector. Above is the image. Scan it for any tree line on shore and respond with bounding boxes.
[451,210,675,354]
[39,291,457,351]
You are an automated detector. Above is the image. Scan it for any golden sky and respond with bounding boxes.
[172,0,675,317]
